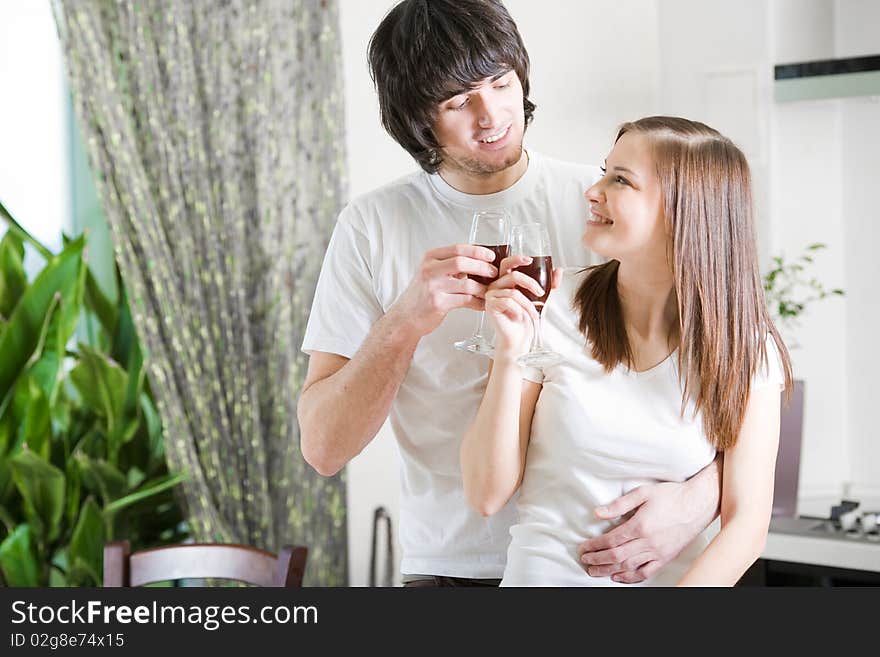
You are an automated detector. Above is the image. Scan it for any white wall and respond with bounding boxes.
[769,1,849,502]
[658,0,773,258]
[836,0,880,499]
[0,0,68,269]
[338,0,661,585]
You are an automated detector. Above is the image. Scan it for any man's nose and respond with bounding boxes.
[476,94,502,128]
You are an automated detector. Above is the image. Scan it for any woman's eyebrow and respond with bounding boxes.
[613,165,638,178]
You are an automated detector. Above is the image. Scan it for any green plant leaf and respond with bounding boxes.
[0,199,54,260]
[84,268,118,338]
[111,282,139,367]
[126,466,146,490]
[0,236,84,409]
[0,458,13,510]
[0,396,13,458]
[64,455,81,530]
[16,378,51,461]
[0,292,60,423]
[76,454,127,505]
[49,548,69,586]
[69,344,127,441]
[139,393,164,467]
[0,230,27,319]
[0,503,15,536]
[0,524,40,586]
[104,471,187,517]
[9,448,65,544]
[68,498,103,586]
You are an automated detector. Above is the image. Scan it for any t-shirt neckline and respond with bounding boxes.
[427,149,542,210]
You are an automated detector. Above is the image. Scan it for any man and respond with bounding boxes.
[298,0,720,586]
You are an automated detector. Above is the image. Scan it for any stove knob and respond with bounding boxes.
[860,512,878,533]
[839,509,860,532]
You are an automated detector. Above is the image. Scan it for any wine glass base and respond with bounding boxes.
[516,349,563,368]
[454,336,494,357]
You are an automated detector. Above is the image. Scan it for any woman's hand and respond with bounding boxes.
[486,256,563,357]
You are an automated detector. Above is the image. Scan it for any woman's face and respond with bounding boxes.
[583,131,668,264]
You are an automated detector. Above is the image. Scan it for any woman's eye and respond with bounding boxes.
[616,175,629,185]
[599,166,607,174]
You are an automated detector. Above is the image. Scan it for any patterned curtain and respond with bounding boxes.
[52,0,348,585]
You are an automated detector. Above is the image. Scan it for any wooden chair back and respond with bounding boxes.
[103,541,308,587]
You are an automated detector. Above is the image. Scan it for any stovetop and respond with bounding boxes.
[771,500,880,545]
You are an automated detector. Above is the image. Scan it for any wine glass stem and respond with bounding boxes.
[474,310,487,338]
[531,309,544,352]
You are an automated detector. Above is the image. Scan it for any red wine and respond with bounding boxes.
[470,244,509,286]
[516,255,552,311]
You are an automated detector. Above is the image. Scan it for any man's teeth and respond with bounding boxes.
[481,127,507,143]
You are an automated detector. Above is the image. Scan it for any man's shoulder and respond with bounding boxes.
[346,169,434,215]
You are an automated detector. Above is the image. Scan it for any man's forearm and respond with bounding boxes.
[298,310,420,476]
[688,454,723,526]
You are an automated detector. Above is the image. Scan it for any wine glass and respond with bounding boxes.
[509,222,563,368]
[454,209,510,356]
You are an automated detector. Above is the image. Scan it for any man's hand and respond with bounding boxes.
[577,467,720,583]
[388,244,498,338]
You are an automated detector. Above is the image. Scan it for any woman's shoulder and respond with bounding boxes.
[752,333,788,391]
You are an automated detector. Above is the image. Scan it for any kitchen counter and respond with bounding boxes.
[763,516,880,573]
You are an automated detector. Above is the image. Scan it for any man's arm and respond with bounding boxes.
[298,244,498,476]
[298,312,418,476]
[576,455,722,583]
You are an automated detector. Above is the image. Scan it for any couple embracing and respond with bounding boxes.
[298,0,791,587]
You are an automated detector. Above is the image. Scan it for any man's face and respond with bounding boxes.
[433,70,526,178]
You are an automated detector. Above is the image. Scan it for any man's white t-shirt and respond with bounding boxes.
[501,268,786,586]
[301,152,601,578]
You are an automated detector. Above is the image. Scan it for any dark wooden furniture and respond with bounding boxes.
[103,540,308,587]
[738,558,880,586]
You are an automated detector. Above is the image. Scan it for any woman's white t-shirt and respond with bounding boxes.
[501,268,785,587]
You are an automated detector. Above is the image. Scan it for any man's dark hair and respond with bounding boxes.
[368,0,536,174]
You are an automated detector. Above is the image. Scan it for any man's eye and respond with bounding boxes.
[452,97,469,110]
[496,81,511,89]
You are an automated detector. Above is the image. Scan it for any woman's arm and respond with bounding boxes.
[460,367,541,517]
[676,384,782,586]
[460,257,556,517]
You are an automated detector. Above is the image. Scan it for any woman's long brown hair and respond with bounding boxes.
[574,116,792,450]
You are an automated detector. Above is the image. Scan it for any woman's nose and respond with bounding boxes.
[584,180,602,203]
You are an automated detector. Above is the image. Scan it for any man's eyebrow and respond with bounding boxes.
[442,70,513,103]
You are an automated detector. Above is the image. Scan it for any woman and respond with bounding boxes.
[460,116,792,586]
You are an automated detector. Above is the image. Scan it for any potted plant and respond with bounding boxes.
[0,199,188,586]
[763,243,845,350]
